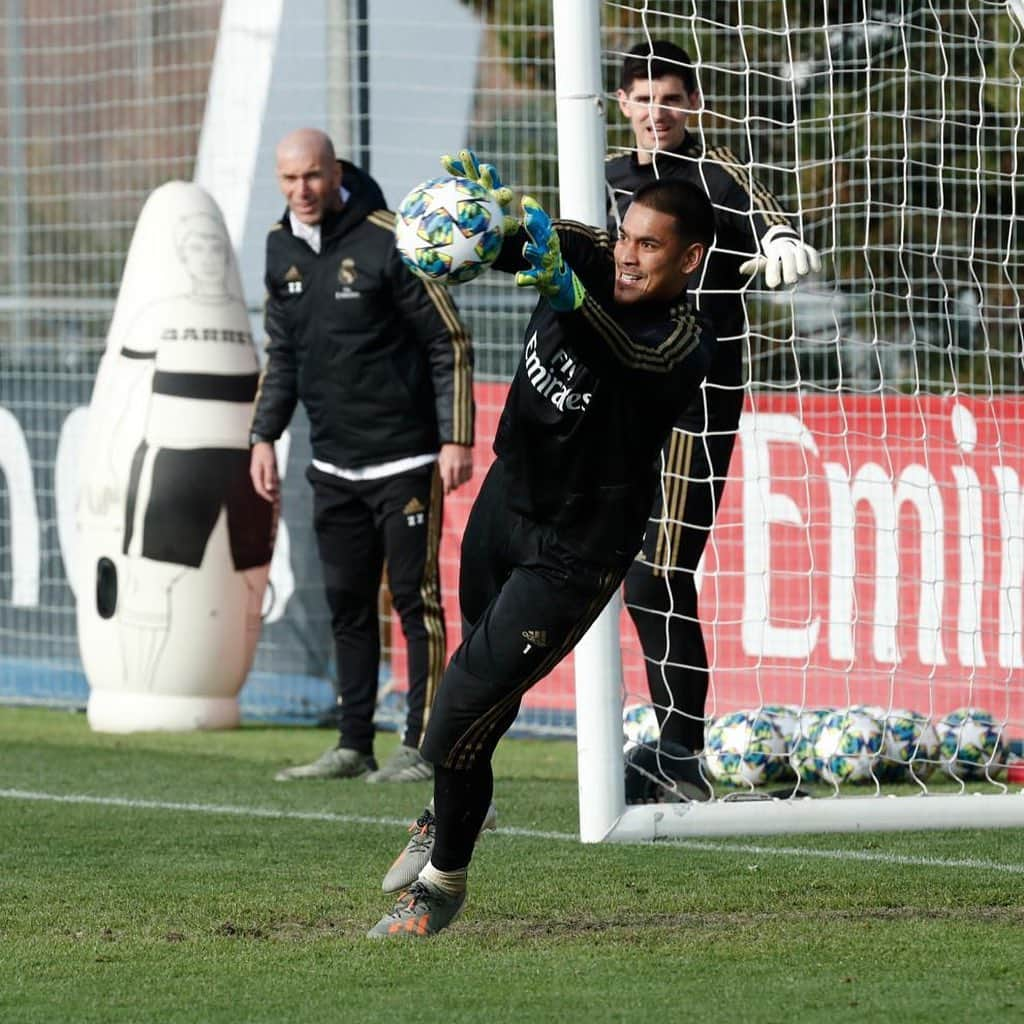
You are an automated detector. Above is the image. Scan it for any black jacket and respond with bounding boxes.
[491,221,715,566]
[606,133,794,430]
[251,161,474,467]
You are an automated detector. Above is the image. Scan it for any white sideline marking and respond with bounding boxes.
[0,788,414,829]
[660,838,1024,876]
[3,788,1023,874]
[0,788,570,839]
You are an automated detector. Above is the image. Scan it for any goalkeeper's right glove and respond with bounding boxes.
[441,149,519,236]
[739,225,822,289]
[514,196,586,313]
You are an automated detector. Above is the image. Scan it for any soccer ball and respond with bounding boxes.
[788,710,828,783]
[789,733,821,783]
[761,703,800,743]
[394,175,505,285]
[813,707,883,785]
[704,709,788,787]
[759,704,802,781]
[622,702,661,753]
[936,707,1007,781]
[876,708,939,782]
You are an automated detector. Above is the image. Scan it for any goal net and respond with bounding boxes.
[575,0,1024,837]
[0,0,568,729]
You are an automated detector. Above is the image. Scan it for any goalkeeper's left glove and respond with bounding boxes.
[739,225,822,289]
[514,196,586,313]
[440,148,520,236]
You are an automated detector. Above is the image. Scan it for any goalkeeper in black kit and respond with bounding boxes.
[368,150,716,938]
[608,41,821,769]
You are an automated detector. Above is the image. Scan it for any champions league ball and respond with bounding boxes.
[622,703,661,753]
[394,175,505,285]
[936,707,1007,781]
[759,704,802,781]
[788,709,829,783]
[789,732,822,783]
[876,708,940,782]
[761,704,800,744]
[813,707,883,785]
[704,710,788,787]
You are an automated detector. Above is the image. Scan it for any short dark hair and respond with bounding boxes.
[631,179,716,252]
[620,41,697,94]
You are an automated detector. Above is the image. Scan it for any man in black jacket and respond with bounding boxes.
[607,42,820,763]
[250,128,475,783]
[368,152,716,938]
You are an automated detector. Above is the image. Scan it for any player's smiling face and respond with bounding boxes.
[617,74,698,164]
[614,203,703,305]
[276,149,342,225]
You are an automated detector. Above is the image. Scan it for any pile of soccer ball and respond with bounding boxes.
[711,704,1009,787]
[623,703,1010,789]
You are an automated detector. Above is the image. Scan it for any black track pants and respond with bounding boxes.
[309,463,445,753]
[623,417,738,753]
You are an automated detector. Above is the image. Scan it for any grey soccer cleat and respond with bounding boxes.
[381,801,498,894]
[364,744,433,783]
[273,746,377,782]
[366,880,466,939]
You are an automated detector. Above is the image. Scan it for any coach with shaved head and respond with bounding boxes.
[250,129,475,785]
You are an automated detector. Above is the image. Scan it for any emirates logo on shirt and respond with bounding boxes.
[523,332,591,412]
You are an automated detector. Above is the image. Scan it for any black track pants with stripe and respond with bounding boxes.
[422,459,627,870]
[421,459,625,771]
[309,463,445,754]
[623,420,738,753]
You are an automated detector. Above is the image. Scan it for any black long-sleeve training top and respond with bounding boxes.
[605,131,794,349]
[606,133,797,437]
[491,221,715,566]
[251,161,474,468]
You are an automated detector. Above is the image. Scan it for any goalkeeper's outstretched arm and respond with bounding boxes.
[703,148,822,288]
[738,222,822,289]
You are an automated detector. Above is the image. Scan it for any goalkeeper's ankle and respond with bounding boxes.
[419,861,468,896]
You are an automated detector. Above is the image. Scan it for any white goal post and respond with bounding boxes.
[551,0,633,844]
[562,0,1024,840]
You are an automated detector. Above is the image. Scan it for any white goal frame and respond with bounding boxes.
[560,0,1024,841]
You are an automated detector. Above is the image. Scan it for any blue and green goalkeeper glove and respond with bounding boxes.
[441,148,520,236]
[514,196,586,313]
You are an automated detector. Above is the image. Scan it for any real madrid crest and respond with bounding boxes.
[338,258,356,286]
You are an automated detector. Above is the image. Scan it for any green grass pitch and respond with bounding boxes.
[2,706,1023,1023]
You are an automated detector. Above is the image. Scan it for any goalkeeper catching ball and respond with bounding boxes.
[368,150,716,939]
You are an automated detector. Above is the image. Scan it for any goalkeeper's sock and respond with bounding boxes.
[419,861,468,897]
[431,761,494,871]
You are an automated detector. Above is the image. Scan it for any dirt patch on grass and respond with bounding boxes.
[509,903,1024,939]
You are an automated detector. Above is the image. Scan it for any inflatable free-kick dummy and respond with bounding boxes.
[76,181,276,732]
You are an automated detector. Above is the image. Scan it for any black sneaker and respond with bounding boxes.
[624,741,712,803]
